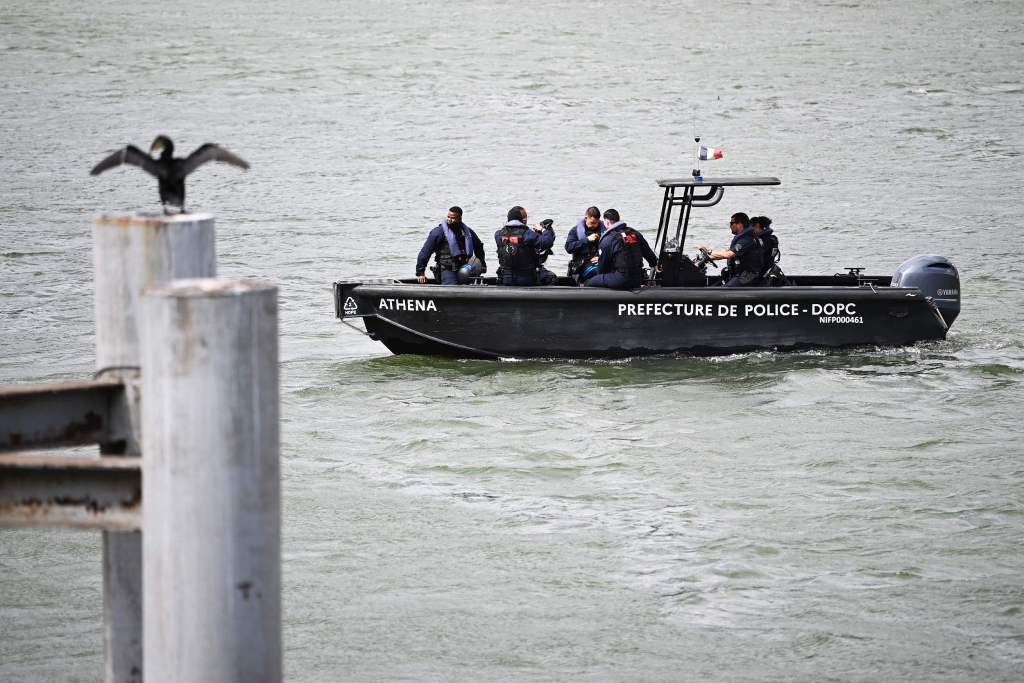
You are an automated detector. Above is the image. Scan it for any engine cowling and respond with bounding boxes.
[892,255,960,328]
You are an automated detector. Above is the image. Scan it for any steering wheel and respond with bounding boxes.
[693,249,719,270]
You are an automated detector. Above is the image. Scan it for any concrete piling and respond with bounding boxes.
[3,212,282,679]
[92,213,216,682]
[94,213,216,373]
[141,279,281,682]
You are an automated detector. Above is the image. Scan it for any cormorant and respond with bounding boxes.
[90,135,249,213]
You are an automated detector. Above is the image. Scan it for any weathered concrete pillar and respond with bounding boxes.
[93,213,215,682]
[94,213,216,374]
[141,279,281,682]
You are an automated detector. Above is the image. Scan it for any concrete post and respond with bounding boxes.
[141,279,281,682]
[93,213,216,683]
[94,213,216,374]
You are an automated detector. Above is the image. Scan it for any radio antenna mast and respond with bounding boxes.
[692,135,702,179]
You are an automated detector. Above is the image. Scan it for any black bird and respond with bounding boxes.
[90,135,250,213]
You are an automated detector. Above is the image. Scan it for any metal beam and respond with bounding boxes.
[0,379,126,453]
[0,454,141,530]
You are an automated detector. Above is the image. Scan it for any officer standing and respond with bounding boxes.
[699,212,763,287]
[495,206,556,286]
[415,206,487,284]
[585,209,658,290]
[564,206,604,282]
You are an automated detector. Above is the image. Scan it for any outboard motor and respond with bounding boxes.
[892,255,960,327]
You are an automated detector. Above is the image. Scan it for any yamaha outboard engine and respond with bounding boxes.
[892,255,960,327]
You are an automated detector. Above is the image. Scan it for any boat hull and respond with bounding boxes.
[335,281,949,359]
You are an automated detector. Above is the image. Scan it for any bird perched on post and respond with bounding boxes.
[90,135,250,214]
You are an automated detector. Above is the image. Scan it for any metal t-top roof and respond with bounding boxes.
[656,177,781,188]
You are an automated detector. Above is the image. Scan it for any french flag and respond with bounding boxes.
[699,145,723,160]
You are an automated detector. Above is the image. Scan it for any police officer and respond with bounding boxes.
[494,206,556,286]
[415,206,487,284]
[751,216,777,272]
[585,209,658,290]
[751,215,789,286]
[699,212,763,287]
[564,206,604,282]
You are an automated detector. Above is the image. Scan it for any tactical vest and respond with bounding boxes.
[612,228,645,284]
[569,228,601,273]
[435,240,467,271]
[498,225,537,274]
[436,224,472,271]
[728,234,764,277]
[760,231,779,273]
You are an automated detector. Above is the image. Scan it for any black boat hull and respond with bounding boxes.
[335,280,949,359]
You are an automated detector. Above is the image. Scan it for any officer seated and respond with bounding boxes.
[751,215,789,286]
[699,212,763,287]
[585,209,658,290]
[494,206,556,286]
[565,206,604,284]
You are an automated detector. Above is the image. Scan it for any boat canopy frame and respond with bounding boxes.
[653,177,781,259]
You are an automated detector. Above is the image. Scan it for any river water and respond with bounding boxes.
[2,0,1023,680]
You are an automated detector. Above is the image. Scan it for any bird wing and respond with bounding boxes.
[89,145,163,177]
[180,144,250,176]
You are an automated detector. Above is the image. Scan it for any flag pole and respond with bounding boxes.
[693,135,702,179]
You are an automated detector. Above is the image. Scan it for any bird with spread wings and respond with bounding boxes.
[91,135,249,214]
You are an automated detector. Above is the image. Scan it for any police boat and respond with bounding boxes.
[333,177,960,359]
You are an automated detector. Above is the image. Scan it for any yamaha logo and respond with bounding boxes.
[343,297,358,315]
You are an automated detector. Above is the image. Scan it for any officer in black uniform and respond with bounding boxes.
[564,206,604,282]
[751,216,776,271]
[494,206,556,286]
[585,209,658,290]
[700,212,764,287]
[415,206,487,284]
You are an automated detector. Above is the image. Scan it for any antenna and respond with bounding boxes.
[692,135,702,179]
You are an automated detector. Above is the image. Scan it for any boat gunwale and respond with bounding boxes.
[338,282,926,303]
